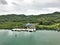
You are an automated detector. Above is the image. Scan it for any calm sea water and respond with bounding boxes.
[0,30,60,45]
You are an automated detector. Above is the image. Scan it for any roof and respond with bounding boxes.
[25,23,34,26]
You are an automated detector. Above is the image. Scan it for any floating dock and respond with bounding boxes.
[11,23,36,32]
[11,28,36,32]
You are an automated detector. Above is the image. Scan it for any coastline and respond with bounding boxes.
[0,29,60,32]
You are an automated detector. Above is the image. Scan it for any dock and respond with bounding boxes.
[11,28,36,32]
[11,23,36,32]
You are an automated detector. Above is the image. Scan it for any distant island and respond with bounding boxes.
[0,12,60,31]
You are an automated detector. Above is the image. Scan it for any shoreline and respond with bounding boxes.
[0,29,60,32]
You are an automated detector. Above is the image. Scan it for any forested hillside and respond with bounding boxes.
[0,12,60,30]
[0,12,60,24]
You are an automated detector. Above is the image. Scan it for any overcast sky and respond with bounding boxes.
[0,0,60,15]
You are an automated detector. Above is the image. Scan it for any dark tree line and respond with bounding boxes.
[0,12,60,25]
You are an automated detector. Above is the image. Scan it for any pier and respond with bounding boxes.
[11,23,36,32]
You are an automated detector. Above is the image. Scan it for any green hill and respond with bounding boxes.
[0,12,60,31]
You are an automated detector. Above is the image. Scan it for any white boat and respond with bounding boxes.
[12,28,36,32]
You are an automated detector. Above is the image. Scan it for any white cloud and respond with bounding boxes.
[0,0,60,15]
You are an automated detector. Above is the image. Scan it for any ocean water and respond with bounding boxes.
[0,30,60,45]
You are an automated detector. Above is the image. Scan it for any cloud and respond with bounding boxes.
[0,0,7,4]
[0,0,60,15]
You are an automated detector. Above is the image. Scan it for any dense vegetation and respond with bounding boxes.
[0,12,60,31]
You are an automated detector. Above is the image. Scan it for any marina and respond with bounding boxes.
[11,23,36,32]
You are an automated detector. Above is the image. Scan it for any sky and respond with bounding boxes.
[0,0,60,15]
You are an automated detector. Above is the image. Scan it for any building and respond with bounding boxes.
[25,23,35,29]
[12,23,36,32]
